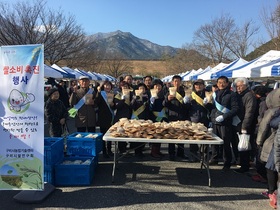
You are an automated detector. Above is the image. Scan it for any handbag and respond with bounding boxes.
[237,133,251,151]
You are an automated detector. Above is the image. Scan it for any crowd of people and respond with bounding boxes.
[44,74,280,209]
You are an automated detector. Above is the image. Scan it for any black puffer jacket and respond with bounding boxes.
[186,90,213,127]
[44,99,68,124]
[236,88,257,134]
[163,86,187,121]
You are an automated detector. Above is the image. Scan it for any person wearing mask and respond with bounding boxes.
[150,79,168,158]
[69,76,97,132]
[163,75,188,161]
[95,81,115,158]
[45,88,68,137]
[184,79,213,162]
[232,77,257,174]
[209,76,239,171]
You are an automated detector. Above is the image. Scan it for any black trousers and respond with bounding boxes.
[211,124,233,167]
[77,126,96,132]
[267,168,278,194]
[100,126,112,154]
[168,143,184,156]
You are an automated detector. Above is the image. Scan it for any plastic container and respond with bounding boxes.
[44,164,55,184]
[54,156,97,186]
[44,137,64,165]
[66,132,103,157]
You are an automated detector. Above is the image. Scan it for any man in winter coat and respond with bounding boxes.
[163,75,188,161]
[209,76,239,171]
[232,77,257,173]
[69,76,97,132]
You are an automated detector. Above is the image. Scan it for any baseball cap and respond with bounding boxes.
[193,79,205,85]
[79,76,89,80]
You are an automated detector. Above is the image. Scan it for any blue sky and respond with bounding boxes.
[7,0,279,48]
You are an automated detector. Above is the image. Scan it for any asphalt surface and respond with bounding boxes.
[0,119,271,210]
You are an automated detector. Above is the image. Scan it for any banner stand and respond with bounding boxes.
[13,183,55,204]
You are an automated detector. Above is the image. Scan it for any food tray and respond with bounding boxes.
[66,132,103,156]
[54,156,97,186]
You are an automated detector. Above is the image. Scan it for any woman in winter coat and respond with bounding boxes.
[95,81,115,158]
[256,88,280,209]
[149,79,168,158]
[130,83,150,158]
[274,110,280,210]
[113,81,133,154]
[45,88,68,137]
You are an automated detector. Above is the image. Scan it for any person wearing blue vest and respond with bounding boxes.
[209,76,239,171]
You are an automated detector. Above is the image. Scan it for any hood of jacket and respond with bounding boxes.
[266,88,280,109]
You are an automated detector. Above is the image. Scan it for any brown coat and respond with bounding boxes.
[69,87,96,128]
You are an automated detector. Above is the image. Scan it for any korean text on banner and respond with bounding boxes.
[0,44,44,190]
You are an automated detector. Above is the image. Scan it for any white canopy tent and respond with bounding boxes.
[189,67,211,81]
[231,50,280,78]
[44,64,75,79]
[192,63,229,81]
[51,64,84,80]
[162,75,174,82]
[86,71,104,81]
[271,64,280,77]
[210,58,248,80]
[182,68,204,81]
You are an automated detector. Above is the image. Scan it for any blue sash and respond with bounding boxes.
[74,88,94,110]
[101,91,114,124]
[213,92,240,126]
[153,108,167,122]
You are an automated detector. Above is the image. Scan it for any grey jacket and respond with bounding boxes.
[272,110,280,172]
[257,88,280,162]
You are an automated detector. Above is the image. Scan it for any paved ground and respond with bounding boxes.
[0,119,271,210]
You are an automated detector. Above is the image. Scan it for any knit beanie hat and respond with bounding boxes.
[47,88,59,98]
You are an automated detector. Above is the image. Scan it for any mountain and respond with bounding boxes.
[87,30,179,60]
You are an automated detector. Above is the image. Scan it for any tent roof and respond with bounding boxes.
[210,58,248,79]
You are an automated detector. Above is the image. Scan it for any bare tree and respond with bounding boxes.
[226,20,259,58]
[193,13,237,63]
[0,0,88,65]
[260,2,280,50]
[100,54,133,78]
[164,44,213,75]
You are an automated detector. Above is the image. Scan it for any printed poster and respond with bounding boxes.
[0,44,44,190]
